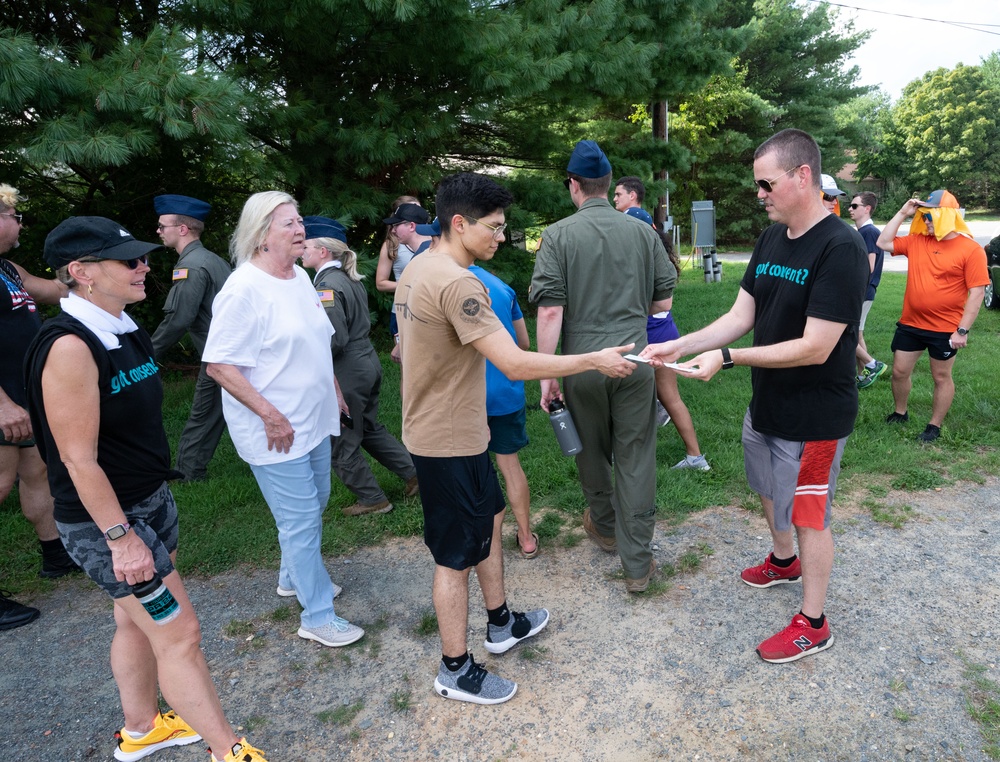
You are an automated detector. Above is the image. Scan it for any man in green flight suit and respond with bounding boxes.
[530,140,676,592]
[152,194,232,481]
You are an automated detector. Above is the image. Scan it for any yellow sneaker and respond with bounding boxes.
[113,710,201,761]
[210,737,268,762]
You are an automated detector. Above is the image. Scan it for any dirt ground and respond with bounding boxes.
[2,480,999,761]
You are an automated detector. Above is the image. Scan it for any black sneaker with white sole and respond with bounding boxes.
[484,608,549,654]
[433,654,517,705]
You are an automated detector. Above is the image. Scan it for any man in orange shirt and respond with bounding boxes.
[877,190,989,442]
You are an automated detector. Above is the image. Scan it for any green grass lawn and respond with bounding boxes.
[3,261,999,592]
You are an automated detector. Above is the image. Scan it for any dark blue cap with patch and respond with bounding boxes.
[153,194,211,221]
[567,140,612,178]
[303,216,347,243]
[624,207,654,226]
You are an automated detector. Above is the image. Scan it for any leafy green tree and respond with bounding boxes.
[669,0,870,243]
[893,64,1000,208]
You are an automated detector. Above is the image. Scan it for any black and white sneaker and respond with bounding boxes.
[484,608,549,654]
[433,654,517,705]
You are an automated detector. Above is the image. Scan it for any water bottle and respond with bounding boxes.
[548,398,583,456]
[133,574,181,625]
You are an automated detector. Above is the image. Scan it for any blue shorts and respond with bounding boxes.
[57,482,179,599]
[891,322,957,362]
[412,452,506,571]
[487,406,529,455]
[646,313,680,344]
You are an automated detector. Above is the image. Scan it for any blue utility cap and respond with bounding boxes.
[303,216,347,243]
[153,194,211,221]
[566,140,612,178]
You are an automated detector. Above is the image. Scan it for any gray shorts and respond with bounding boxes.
[57,482,179,599]
[741,411,846,532]
[859,300,874,331]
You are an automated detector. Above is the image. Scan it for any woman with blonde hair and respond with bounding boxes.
[25,216,266,762]
[204,193,363,649]
[302,217,418,516]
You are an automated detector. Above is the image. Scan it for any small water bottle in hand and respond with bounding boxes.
[133,574,181,625]
[548,398,583,456]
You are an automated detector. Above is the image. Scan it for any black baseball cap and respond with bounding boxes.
[45,216,162,269]
[382,203,429,226]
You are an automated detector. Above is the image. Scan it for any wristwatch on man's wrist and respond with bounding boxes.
[956,327,969,336]
[720,347,735,370]
[104,522,131,541]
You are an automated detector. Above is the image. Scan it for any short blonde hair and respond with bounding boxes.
[229,191,297,267]
[0,183,25,210]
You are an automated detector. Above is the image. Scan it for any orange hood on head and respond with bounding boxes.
[910,190,971,241]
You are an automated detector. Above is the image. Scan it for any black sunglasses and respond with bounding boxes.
[78,254,149,269]
[848,203,862,210]
[822,193,838,203]
[754,165,802,193]
[563,177,573,189]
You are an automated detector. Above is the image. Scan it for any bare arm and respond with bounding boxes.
[13,263,67,305]
[877,199,922,253]
[375,241,397,293]
[535,305,565,410]
[472,329,633,385]
[682,316,849,382]
[206,362,294,453]
[41,335,155,585]
[512,317,530,350]
[0,385,31,442]
[650,296,673,315]
[950,287,985,349]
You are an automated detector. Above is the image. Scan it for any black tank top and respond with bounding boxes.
[24,315,175,523]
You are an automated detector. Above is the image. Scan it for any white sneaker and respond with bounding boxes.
[298,617,364,647]
[277,582,342,599]
[672,454,711,471]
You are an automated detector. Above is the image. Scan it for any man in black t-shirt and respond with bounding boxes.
[641,129,868,664]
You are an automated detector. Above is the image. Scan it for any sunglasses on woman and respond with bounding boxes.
[77,254,149,269]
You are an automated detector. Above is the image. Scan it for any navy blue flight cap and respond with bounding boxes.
[153,194,211,221]
[624,207,654,226]
[415,218,441,237]
[303,216,348,243]
[566,140,612,178]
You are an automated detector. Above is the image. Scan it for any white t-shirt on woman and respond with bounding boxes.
[204,262,339,465]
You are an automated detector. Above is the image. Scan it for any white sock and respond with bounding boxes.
[866,360,878,369]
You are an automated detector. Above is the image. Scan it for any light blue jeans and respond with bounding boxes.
[250,438,337,628]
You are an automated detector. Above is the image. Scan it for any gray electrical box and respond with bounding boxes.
[691,201,716,248]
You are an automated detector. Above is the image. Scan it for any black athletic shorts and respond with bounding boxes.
[891,322,957,362]
[411,451,506,571]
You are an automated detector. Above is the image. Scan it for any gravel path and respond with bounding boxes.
[3,480,998,761]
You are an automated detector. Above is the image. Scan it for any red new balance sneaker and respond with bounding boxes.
[756,613,834,663]
[741,554,801,588]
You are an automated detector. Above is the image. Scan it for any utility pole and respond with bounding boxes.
[651,100,669,230]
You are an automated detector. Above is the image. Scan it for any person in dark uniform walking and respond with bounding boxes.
[151,195,231,481]
[530,141,675,593]
[301,216,418,516]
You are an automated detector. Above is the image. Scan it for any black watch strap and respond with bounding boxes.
[957,327,969,336]
[720,347,734,370]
